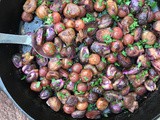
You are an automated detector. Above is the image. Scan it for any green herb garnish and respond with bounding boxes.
[138,1,143,7]
[84,76,89,81]
[101,57,107,63]
[82,13,96,23]
[43,16,53,25]
[137,62,142,68]
[130,20,139,31]
[37,0,43,6]
[84,53,90,58]
[91,78,102,87]
[67,61,73,66]
[128,44,134,50]
[121,50,127,57]
[36,81,41,88]
[87,28,95,32]
[114,62,120,66]
[21,75,26,80]
[146,0,157,9]
[103,35,115,44]
[113,52,118,57]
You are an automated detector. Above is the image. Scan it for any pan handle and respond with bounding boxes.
[0,77,11,99]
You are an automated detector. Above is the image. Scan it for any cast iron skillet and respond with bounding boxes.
[0,0,160,120]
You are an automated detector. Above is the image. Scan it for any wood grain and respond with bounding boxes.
[0,91,29,120]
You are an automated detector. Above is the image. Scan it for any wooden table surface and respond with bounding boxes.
[0,91,29,120]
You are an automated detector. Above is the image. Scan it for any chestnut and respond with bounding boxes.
[80,69,93,82]
[69,72,79,83]
[94,0,105,12]
[88,54,100,65]
[86,110,101,119]
[23,0,37,13]
[41,78,51,87]
[46,97,61,112]
[54,22,66,34]
[52,12,61,24]
[63,104,75,114]
[71,63,83,73]
[75,19,85,31]
[61,58,73,69]
[65,19,75,28]
[123,34,134,45]
[42,42,56,56]
[57,89,71,104]
[76,102,88,111]
[111,40,124,52]
[141,31,156,45]
[96,97,108,111]
[112,27,123,39]
[39,66,48,77]
[77,82,88,92]
[106,53,117,63]
[48,57,62,71]
[30,81,42,92]
[46,71,60,80]
[36,3,49,19]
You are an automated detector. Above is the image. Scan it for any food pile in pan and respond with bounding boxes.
[12,0,160,119]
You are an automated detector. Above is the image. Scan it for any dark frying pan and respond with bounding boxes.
[0,0,160,120]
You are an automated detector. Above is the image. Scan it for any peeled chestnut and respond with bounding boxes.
[111,40,124,52]
[42,42,56,56]
[71,63,83,73]
[63,104,75,114]
[96,97,108,111]
[69,72,79,83]
[30,81,42,92]
[76,102,88,111]
[89,54,101,65]
[80,69,93,82]
[47,97,61,112]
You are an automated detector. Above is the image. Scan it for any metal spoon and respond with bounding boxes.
[0,27,54,58]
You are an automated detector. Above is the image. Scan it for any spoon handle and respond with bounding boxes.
[0,33,32,46]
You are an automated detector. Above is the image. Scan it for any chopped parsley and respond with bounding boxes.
[121,50,127,57]
[101,57,107,63]
[116,0,131,5]
[128,44,134,50]
[113,52,118,57]
[91,78,102,87]
[21,75,26,80]
[111,15,119,22]
[84,76,89,81]
[36,81,41,88]
[146,0,157,9]
[130,20,139,31]
[87,28,95,32]
[74,91,85,95]
[138,1,143,7]
[153,76,159,82]
[98,0,103,6]
[83,53,90,58]
[87,104,97,111]
[103,35,116,44]
[114,62,120,66]
[43,16,53,25]
[73,81,81,93]
[98,10,108,18]
[37,0,43,6]
[57,61,61,65]
[137,62,142,68]
[56,54,61,59]
[67,61,73,66]
[82,13,96,23]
